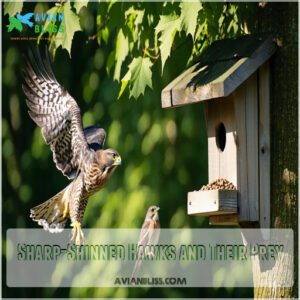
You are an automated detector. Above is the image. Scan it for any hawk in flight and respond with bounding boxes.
[23,47,121,245]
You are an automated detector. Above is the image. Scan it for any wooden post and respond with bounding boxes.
[258,62,271,229]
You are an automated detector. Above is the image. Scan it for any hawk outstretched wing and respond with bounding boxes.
[23,47,93,179]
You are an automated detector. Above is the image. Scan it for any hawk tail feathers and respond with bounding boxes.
[30,188,69,233]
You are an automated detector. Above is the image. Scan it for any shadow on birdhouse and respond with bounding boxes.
[161,34,277,227]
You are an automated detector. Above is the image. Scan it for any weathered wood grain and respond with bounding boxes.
[206,101,220,182]
[206,97,237,185]
[234,81,249,221]
[209,214,239,225]
[245,72,259,222]
[218,96,237,185]
[234,72,259,222]
[258,62,271,228]
[161,35,276,109]
[187,190,237,216]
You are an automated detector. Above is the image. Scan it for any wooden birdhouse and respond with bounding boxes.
[161,34,277,227]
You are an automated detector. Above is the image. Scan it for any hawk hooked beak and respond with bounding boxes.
[113,155,122,166]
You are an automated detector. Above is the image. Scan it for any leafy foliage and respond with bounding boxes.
[36,3,82,56]
[9,1,247,99]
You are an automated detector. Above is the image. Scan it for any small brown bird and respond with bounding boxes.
[131,205,160,279]
[23,47,121,245]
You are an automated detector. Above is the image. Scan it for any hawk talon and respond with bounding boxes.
[71,221,84,246]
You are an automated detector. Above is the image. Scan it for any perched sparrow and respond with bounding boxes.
[131,205,160,279]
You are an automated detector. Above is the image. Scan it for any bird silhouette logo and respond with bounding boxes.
[7,13,34,32]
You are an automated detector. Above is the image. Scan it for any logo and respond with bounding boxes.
[7,12,64,33]
[7,13,33,32]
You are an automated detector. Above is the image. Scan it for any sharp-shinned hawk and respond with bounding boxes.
[23,47,121,245]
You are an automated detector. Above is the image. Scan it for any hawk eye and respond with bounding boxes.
[151,208,155,212]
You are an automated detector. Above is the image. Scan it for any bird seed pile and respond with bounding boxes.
[200,178,236,191]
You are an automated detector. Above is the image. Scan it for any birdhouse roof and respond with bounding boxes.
[161,34,276,108]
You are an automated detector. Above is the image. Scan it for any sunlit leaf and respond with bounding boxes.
[120,57,153,99]
[4,2,23,17]
[108,1,116,12]
[124,7,145,42]
[106,50,116,75]
[101,26,109,44]
[114,29,129,81]
[180,2,203,39]
[52,2,82,57]
[74,0,89,13]
[97,14,109,46]
[155,14,181,72]
[118,69,131,98]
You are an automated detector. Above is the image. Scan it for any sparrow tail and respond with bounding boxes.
[130,259,142,282]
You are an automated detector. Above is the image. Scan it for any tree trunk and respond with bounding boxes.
[249,3,298,298]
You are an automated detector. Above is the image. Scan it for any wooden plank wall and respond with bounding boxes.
[246,73,259,221]
[206,97,237,186]
[234,72,259,222]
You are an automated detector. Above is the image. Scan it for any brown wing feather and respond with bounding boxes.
[84,125,106,150]
[23,46,90,179]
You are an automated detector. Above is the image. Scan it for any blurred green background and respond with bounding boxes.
[4,1,288,298]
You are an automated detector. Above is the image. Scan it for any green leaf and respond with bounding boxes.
[180,2,203,39]
[124,7,144,42]
[129,57,153,98]
[155,14,181,72]
[114,29,129,82]
[120,57,153,99]
[96,14,110,46]
[53,2,82,57]
[4,2,23,17]
[74,0,89,13]
[106,50,115,75]
[118,70,131,98]
[108,1,116,13]
[101,26,109,44]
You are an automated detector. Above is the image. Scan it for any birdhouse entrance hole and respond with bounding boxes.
[216,123,226,152]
